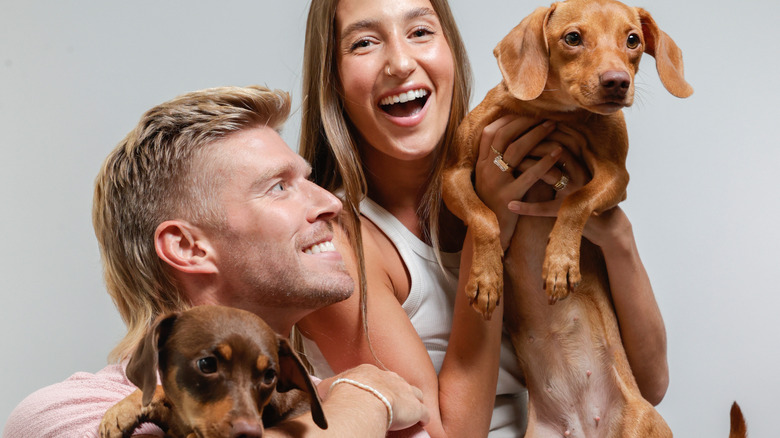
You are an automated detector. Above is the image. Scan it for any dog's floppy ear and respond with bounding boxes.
[637,8,693,98]
[494,5,556,101]
[276,338,328,429]
[125,312,179,406]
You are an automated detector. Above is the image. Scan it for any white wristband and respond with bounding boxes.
[329,378,393,430]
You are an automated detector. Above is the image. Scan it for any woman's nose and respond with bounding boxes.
[385,38,416,79]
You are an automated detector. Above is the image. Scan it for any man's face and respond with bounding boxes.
[201,126,353,314]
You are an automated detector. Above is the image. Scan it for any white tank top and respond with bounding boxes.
[302,197,528,436]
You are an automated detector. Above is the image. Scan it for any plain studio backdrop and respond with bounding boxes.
[2,0,778,436]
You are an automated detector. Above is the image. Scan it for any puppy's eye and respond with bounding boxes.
[197,357,218,374]
[564,32,581,46]
[262,368,277,385]
[627,33,640,49]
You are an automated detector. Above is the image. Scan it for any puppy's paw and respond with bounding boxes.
[542,248,581,304]
[99,404,139,438]
[466,249,503,320]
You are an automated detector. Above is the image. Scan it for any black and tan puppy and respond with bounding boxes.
[99,305,326,438]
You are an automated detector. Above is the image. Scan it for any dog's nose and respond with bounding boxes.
[231,419,263,438]
[600,70,631,95]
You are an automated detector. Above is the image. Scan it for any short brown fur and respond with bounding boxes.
[99,305,327,438]
[441,0,692,436]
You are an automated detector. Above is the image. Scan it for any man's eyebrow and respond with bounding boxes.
[249,160,313,191]
[340,7,437,39]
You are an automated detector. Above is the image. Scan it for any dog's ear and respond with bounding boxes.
[637,8,693,98]
[276,338,328,430]
[125,312,179,406]
[494,5,555,101]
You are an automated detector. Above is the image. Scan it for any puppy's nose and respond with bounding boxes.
[600,70,631,95]
[231,419,263,438]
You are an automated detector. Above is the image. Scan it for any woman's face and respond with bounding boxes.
[335,0,455,163]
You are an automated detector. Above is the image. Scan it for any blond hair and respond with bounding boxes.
[94,85,291,362]
[299,0,472,339]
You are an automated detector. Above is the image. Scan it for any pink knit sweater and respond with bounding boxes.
[3,364,162,438]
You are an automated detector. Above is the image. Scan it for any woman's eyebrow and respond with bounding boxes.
[340,7,436,39]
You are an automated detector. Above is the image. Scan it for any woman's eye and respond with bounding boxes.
[411,27,433,38]
[626,33,641,49]
[564,32,582,46]
[197,357,218,374]
[350,38,374,51]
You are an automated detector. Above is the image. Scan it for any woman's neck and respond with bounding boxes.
[362,146,432,239]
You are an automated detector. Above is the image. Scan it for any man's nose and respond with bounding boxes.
[306,181,342,222]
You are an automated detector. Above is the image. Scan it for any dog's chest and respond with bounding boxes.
[503,217,625,436]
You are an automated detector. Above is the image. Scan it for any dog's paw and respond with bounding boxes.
[99,407,137,438]
[542,248,581,304]
[466,250,503,320]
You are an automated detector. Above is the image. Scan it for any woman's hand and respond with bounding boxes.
[474,115,571,250]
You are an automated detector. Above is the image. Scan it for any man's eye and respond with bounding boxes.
[271,182,285,192]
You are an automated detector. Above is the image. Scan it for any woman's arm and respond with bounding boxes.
[268,364,429,437]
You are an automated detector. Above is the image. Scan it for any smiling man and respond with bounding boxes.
[4,85,428,438]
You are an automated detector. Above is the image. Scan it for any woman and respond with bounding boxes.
[296,0,668,436]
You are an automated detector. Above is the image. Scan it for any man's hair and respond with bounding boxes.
[94,85,291,361]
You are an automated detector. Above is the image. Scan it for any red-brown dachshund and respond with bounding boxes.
[442,0,692,435]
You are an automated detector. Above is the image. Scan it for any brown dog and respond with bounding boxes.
[441,0,692,436]
[99,305,327,438]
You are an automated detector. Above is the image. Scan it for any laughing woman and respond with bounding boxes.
[296,0,668,437]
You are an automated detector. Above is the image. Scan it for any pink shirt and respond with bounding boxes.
[3,364,162,438]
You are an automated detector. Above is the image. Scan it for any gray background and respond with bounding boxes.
[2,1,778,436]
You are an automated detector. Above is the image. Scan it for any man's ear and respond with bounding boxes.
[155,220,217,274]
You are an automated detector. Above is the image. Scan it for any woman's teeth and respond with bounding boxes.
[304,241,337,255]
[380,89,428,106]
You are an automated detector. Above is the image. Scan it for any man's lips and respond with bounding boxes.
[303,240,337,255]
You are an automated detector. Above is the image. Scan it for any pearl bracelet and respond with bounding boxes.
[329,378,393,430]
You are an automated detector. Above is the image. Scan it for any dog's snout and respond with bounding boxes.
[600,70,631,95]
[231,418,263,438]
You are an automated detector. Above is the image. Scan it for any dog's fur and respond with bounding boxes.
[441,0,692,436]
[99,305,327,438]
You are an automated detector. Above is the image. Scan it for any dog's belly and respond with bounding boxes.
[503,216,637,437]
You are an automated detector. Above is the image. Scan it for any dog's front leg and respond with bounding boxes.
[442,113,505,320]
[99,387,171,438]
[542,155,629,303]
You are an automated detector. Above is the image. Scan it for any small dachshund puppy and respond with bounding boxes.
[99,305,326,438]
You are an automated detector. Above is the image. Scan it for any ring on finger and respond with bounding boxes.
[490,146,512,172]
[553,173,569,191]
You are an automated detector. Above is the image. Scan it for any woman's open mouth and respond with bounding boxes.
[379,89,429,118]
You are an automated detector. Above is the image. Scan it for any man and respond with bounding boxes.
[4,86,428,437]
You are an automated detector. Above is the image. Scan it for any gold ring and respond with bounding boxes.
[553,173,569,191]
[491,146,511,172]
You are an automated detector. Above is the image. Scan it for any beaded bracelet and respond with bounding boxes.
[329,378,393,430]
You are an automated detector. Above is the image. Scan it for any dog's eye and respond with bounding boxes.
[564,32,581,46]
[197,357,218,374]
[262,368,277,385]
[627,33,641,49]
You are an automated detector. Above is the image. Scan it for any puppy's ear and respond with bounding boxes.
[276,338,328,430]
[126,312,179,406]
[637,8,693,98]
[494,5,555,101]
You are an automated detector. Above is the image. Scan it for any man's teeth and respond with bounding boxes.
[380,89,428,106]
[304,241,337,255]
